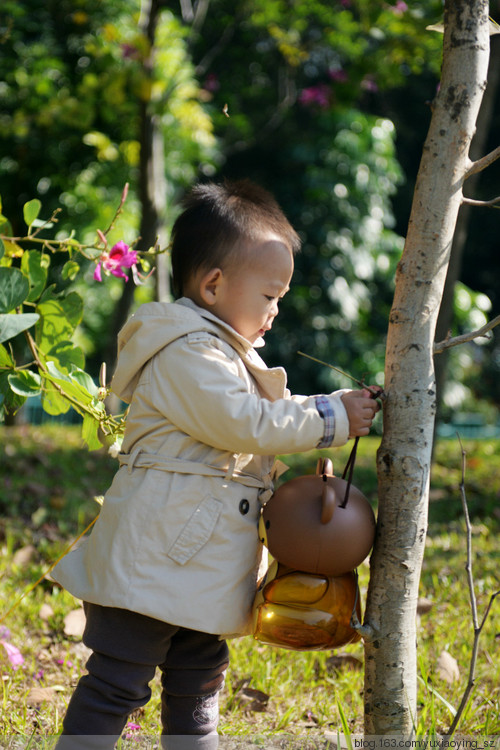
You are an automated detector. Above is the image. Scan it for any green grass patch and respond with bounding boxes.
[0,426,499,739]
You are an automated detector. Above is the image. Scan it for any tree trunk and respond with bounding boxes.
[138,0,169,304]
[105,0,169,369]
[363,0,490,736]
[434,36,500,429]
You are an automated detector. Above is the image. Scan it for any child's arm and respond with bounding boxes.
[147,335,377,455]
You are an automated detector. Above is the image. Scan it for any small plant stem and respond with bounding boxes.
[446,438,500,736]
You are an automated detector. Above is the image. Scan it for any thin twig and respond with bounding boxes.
[446,437,500,736]
[465,144,500,179]
[461,195,500,208]
[297,351,384,399]
[434,314,500,353]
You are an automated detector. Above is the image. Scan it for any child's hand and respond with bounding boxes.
[341,388,381,438]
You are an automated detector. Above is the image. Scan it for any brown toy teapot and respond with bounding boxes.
[259,458,376,577]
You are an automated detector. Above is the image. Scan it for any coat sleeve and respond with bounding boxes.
[145,332,350,455]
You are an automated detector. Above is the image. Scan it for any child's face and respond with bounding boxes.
[212,234,294,344]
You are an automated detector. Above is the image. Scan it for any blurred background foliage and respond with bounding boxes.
[1,0,499,427]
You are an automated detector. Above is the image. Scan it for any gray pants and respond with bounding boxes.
[56,603,230,749]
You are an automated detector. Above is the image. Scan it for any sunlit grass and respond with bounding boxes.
[1,426,499,739]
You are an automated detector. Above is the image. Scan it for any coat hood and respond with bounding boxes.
[111,298,259,403]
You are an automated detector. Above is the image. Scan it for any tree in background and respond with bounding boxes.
[0,0,216,371]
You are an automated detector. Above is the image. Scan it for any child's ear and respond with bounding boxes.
[199,267,223,306]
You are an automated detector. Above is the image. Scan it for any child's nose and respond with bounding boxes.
[270,300,279,317]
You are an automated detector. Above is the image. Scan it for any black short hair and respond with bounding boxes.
[170,179,301,297]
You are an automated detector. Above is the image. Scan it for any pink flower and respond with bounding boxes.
[94,241,138,282]
[391,0,408,14]
[361,75,378,93]
[1,640,24,669]
[298,84,332,109]
[125,722,141,739]
[328,69,348,83]
[203,73,220,92]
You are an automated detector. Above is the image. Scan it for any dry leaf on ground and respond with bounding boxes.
[437,650,460,683]
[12,545,36,567]
[326,653,363,672]
[27,687,57,705]
[63,608,86,637]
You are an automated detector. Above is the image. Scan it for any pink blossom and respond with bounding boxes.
[391,0,408,14]
[94,241,138,282]
[203,73,220,92]
[298,84,332,109]
[125,722,141,739]
[121,43,140,60]
[1,640,24,669]
[328,69,348,83]
[361,75,378,93]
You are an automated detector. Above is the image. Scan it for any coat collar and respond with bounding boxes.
[176,297,287,401]
[175,297,265,353]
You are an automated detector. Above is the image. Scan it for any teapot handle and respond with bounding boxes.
[316,458,335,524]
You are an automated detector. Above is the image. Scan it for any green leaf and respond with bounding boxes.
[0,343,14,368]
[46,340,85,372]
[0,238,4,261]
[41,381,71,416]
[82,413,103,451]
[43,360,96,406]
[0,313,39,344]
[36,291,83,354]
[71,367,98,397]
[61,260,81,281]
[0,266,30,312]
[21,250,49,302]
[23,198,42,227]
[0,371,27,415]
[8,369,42,396]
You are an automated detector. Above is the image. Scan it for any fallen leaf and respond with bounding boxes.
[417,597,434,615]
[39,603,54,621]
[27,687,56,705]
[64,608,86,637]
[326,653,363,672]
[12,545,36,567]
[233,683,269,712]
[437,650,460,684]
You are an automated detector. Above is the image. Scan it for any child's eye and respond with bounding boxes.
[264,295,275,302]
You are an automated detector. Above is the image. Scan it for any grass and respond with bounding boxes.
[0,425,499,741]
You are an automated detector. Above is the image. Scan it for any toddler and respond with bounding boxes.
[53,179,379,749]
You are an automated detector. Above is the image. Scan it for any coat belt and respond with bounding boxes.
[118,449,275,502]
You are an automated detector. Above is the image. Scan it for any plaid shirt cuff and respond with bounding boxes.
[315,396,335,448]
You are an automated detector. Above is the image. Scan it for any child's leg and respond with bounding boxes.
[159,627,230,750]
[56,603,181,748]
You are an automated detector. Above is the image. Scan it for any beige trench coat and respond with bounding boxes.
[52,298,350,637]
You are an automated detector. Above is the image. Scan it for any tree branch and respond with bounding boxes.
[434,314,500,354]
[446,439,500,736]
[461,194,500,208]
[465,144,500,179]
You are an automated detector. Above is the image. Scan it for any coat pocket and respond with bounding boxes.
[167,496,223,565]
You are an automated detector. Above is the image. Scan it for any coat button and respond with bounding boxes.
[239,499,250,515]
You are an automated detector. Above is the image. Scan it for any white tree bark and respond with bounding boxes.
[363,0,490,735]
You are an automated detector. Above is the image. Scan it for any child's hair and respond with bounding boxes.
[170,179,301,297]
